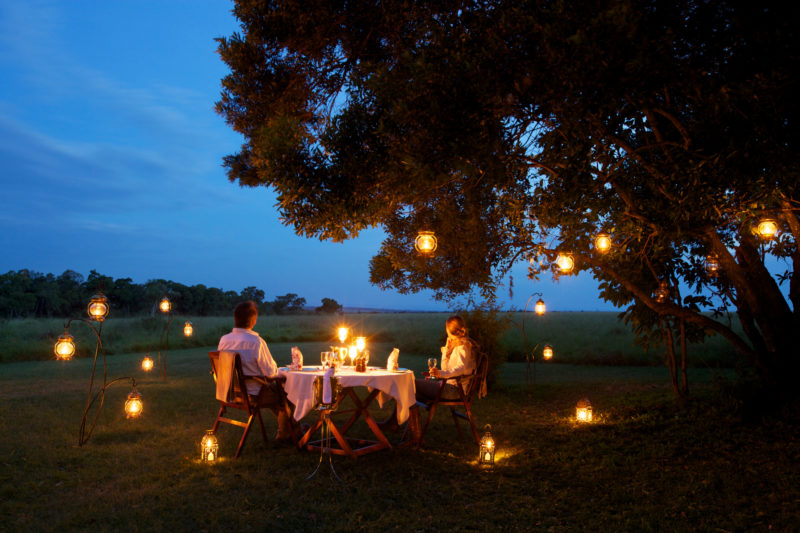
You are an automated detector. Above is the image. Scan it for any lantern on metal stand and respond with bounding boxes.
[87,292,109,322]
[534,298,546,316]
[55,332,76,361]
[183,321,193,337]
[542,344,554,361]
[141,353,154,372]
[479,424,496,465]
[125,386,143,419]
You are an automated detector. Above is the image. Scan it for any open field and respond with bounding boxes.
[0,311,742,368]
[1,346,798,531]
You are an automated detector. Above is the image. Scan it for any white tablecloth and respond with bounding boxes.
[278,366,416,424]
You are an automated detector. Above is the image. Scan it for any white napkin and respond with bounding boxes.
[291,346,303,370]
[386,348,399,371]
[322,366,335,404]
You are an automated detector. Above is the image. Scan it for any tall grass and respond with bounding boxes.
[0,311,742,368]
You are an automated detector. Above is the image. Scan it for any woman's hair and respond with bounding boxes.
[234,300,258,328]
[445,315,468,338]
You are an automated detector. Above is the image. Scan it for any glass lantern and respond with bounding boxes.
[534,298,546,316]
[542,344,554,360]
[87,293,110,322]
[756,218,778,240]
[141,354,154,372]
[54,332,76,361]
[125,388,143,419]
[201,430,219,463]
[704,254,721,277]
[555,253,575,273]
[158,296,171,313]
[414,230,438,254]
[576,397,593,422]
[183,321,193,337]
[479,424,496,465]
[654,281,670,303]
[594,233,612,253]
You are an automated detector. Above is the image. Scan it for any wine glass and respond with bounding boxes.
[427,358,437,379]
[321,351,330,368]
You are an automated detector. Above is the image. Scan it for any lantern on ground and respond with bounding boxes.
[479,424,496,465]
[594,233,612,254]
[534,298,546,316]
[756,218,778,240]
[555,253,575,273]
[337,326,349,343]
[414,230,438,254]
[576,397,593,422]
[125,388,143,419]
[158,296,171,313]
[654,281,670,304]
[55,332,76,361]
[201,430,219,463]
[704,254,721,277]
[87,293,109,322]
[183,321,193,337]
[142,354,154,372]
[542,344,554,360]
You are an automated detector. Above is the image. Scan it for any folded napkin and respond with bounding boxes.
[322,366,335,404]
[386,348,399,371]
[291,346,303,370]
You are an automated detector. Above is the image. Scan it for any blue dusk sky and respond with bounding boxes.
[0,1,615,312]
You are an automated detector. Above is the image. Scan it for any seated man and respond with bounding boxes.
[218,300,295,441]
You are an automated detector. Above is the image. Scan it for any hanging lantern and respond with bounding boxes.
[478,424,496,465]
[87,293,109,322]
[542,344,554,360]
[594,233,612,254]
[576,397,593,422]
[756,217,778,240]
[337,326,349,343]
[555,253,575,273]
[158,296,171,313]
[534,298,546,316]
[704,254,721,277]
[54,332,76,361]
[200,430,219,463]
[141,354,154,372]
[414,230,438,254]
[125,388,143,419]
[355,336,366,353]
[654,281,670,303]
[183,321,193,337]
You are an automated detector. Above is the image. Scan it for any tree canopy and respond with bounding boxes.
[216,0,799,395]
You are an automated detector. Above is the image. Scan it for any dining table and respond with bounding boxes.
[278,365,417,457]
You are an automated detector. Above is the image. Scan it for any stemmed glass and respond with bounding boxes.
[427,358,437,379]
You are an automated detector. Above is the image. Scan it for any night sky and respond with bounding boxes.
[0,1,614,312]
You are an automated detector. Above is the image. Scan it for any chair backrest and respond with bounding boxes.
[209,351,249,406]
[466,352,489,400]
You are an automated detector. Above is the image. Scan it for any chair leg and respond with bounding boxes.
[255,409,268,443]
[234,413,255,458]
[212,405,225,433]
[418,404,437,447]
[464,407,480,445]
[450,407,465,439]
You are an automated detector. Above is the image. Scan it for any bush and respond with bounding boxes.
[460,305,510,388]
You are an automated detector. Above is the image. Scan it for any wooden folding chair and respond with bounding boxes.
[208,350,292,458]
[416,352,489,447]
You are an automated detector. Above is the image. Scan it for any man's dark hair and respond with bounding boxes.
[234,300,258,328]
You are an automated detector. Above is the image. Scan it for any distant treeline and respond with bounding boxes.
[0,269,342,318]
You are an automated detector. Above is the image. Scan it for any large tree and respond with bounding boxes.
[216,0,799,397]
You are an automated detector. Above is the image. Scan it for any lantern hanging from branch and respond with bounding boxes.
[183,321,193,337]
[756,217,778,240]
[201,430,219,463]
[594,233,612,254]
[158,296,171,314]
[542,344,554,360]
[576,397,593,422]
[654,281,671,303]
[704,254,721,277]
[555,253,575,273]
[414,230,438,254]
[125,388,143,419]
[87,293,110,322]
[478,424,496,465]
[534,298,546,316]
[142,354,154,372]
[54,332,76,361]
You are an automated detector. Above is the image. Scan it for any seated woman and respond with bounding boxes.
[416,315,478,401]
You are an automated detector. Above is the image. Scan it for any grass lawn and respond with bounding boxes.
[1,345,798,531]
